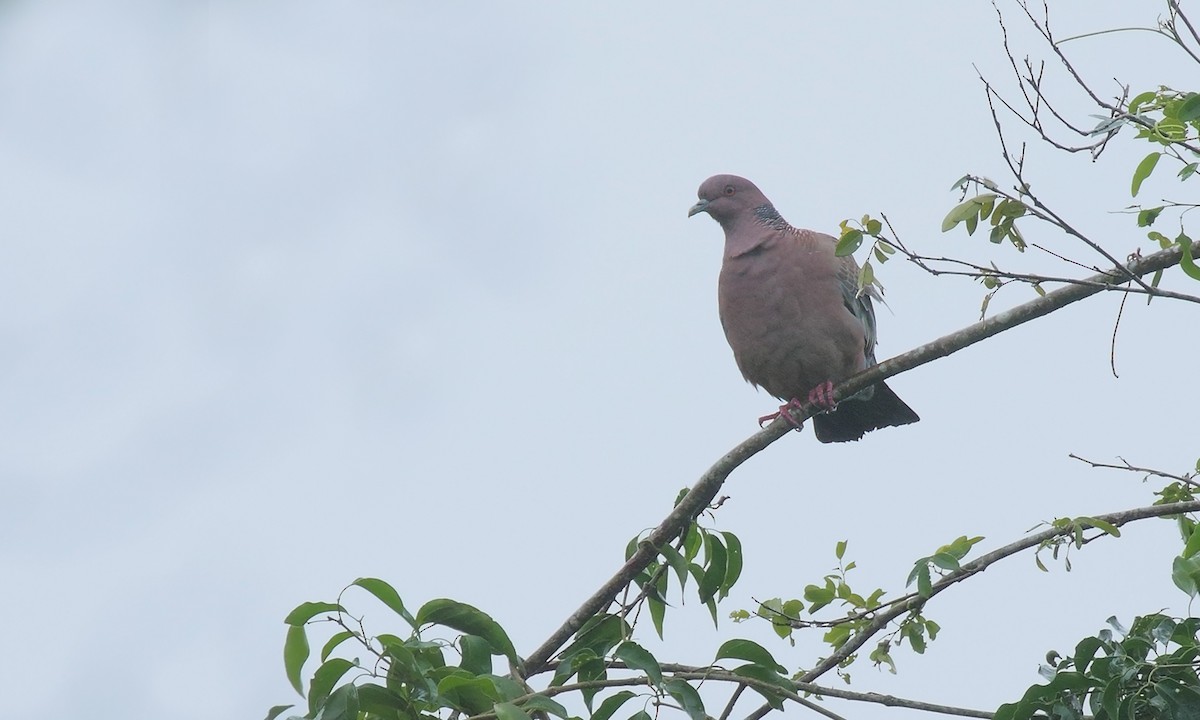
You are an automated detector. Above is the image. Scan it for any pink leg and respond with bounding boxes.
[807,380,837,410]
[759,398,806,431]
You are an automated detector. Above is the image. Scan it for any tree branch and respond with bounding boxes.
[520,242,1188,677]
[515,663,993,720]
[1068,453,1200,488]
[796,499,1200,682]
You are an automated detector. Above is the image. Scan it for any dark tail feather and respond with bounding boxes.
[812,381,919,443]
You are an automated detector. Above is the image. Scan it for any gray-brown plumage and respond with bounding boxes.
[688,174,919,442]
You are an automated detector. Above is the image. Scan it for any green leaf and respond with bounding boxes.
[353,578,417,628]
[440,673,501,715]
[907,625,927,654]
[416,599,518,664]
[731,664,794,710]
[263,705,293,720]
[1132,152,1161,196]
[979,195,996,221]
[560,614,629,663]
[1178,92,1200,122]
[460,635,495,675]
[836,229,864,256]
[1178,234,1200,281]
[1184,524,1200,559]
[698,534,727,604]
[917,565,932,597]
[1180,162,1198,181]
[868,642,896,673]
[284,601,344,627]
[521,695,571,718]
[613,641,663,686]
[1137,207,1164,226]
[589,691,637,720]
[662,678,706,720]
[494,701,533,720]
[659,544,688,587]
[714,639,787,673]
[858,261,875,291]
[320,683,359,720]
[720,532,743,598]
[682,523,701,562]
[355,682,404,716]
[1077,516,1121,537]
[929,552,960,572]
[649,595,666,640]
[1129,90,1158,115]
[1172,555,1200,597]
[941,198,978,232]
[925,619,940,640]
[284,625,310,696]
[866,218,883,235]
[320,630,356,663]
[624,535,639,561]
[308,658,356,717]
[1008,224,1026,251]
[835,540,847,560]
[703,596,719,629]
[804,581,835,613]
[823,624,851,648]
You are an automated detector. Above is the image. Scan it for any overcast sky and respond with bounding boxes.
[2,2,1196,719]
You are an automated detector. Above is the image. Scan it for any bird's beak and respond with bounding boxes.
[687,199,710,218]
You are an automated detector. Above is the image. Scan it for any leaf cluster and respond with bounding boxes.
[996,615,1200,720]
[623,499,743,638]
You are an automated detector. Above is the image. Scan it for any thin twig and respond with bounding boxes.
[718,683,746,720]
[1110,287,1128,377]
[1068,453,1200,488]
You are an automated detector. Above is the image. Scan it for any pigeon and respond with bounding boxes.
[688,174,919,442]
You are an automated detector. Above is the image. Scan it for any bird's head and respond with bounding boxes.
[687,174,771,227]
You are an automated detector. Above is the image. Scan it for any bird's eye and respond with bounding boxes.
[723,185,736,196]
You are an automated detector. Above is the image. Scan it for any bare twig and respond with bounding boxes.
[1068,453,1200,488]
[1110,288,1128,377]
[718,683,746,720]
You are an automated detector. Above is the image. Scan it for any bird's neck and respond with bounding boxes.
[722,204,791,258]
[752,204,790,230]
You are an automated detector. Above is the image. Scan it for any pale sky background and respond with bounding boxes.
[2,2,1197,719]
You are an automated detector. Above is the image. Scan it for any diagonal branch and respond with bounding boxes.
[520,243,1188,677]
[796,498,1200,683]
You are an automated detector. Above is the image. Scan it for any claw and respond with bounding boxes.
[760,398,806,431]
[807,380,838,410]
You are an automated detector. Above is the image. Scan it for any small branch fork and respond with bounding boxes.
[1069,453,1200,488]
[989,0,1200,158]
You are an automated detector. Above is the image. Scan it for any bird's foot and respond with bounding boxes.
[807,380,838,411]
[759,398,807,431]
